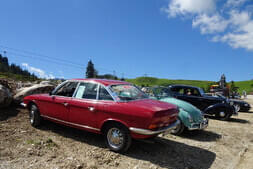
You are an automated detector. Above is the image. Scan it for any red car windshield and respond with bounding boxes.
[109,84,148,101]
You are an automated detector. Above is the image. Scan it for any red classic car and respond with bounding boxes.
[22,79,179,152]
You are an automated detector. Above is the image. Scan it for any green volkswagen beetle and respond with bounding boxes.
[146,86,208,135]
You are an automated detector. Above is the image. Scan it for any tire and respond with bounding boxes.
[215,108,231,121]
[171,119,185,135]
[29,104,41,127]
[104,123,132,153]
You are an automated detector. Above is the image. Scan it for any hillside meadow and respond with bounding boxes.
[126,77,253,94]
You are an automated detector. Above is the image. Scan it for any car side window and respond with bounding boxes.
[192,88,200,96]
[74,82,98,100]
[98,85,114,101]
[171,87,184,95]
[54,82,78,97]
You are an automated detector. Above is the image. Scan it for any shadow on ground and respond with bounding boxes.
[228,117,250,124]
[207,116,250,124]
[39,120,216,169]
[179,130,222,142]
[240,111,253,113]
[0,104,20,121]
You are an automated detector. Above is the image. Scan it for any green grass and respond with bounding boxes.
[231,80,253,94]
[126,77,253,94]
[126,77,214,92]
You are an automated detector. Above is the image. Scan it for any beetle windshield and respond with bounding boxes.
[109,84,148,101]
[152,87,173,98]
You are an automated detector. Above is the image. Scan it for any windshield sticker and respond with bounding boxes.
[75,86,86,99]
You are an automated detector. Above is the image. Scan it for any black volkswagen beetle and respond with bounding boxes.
[168,85,237,120]
[213,94,251,112]
[231,99,251,112]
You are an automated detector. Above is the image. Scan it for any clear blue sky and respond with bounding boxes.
[0,0,252,81]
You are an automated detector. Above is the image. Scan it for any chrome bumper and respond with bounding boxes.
[188,118,208,130]
[129,120,180,135]
[20,102,27,107]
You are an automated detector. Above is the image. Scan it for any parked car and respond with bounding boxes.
[168,85,237,120]
[22,79,179,152]
[214,94,251,112]
[146,87,208,135]
[230,99,251,112]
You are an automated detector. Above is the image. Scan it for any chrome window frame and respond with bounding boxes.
[51,80,79,98]
[72,81,99,101]
[98,84,115,102]
[51,80,123,102]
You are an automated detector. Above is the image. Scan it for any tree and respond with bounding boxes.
[0,54,38,80]
[85,59,97,78]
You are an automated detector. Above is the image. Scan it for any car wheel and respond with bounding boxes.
[104,123,132,152]
[234,104,240,112]
[170,119,185,135]
[215,109,231,121]
[29,104,41,127]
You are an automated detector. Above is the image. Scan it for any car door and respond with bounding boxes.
[69,82,100,129]
[183,88,206,110]
[171,87,188,102]
[45,81,78,121]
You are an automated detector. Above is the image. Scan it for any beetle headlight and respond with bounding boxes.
[230,101,234,106]
[245,103,249,107]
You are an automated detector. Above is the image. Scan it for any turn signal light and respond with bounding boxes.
[148,124,157,129]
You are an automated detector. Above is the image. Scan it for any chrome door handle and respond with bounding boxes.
[88,106,95,112]
[63,102,69,107]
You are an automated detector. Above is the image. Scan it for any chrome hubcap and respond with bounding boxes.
[30,110,35,124]
[220,111,225,117]
[107,128,124,149]
[234,105,240,112]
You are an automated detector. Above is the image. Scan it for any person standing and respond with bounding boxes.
[243,90,247,99]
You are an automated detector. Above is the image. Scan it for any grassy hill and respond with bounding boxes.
[126,77,253,94]
[232,80,253,94]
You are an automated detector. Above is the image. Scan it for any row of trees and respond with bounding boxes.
[85,59,124,81]
[0,54,37,79]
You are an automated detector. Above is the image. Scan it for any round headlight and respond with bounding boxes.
[245,103,249,106]
[230,101,234,106]
[187,114,193,123]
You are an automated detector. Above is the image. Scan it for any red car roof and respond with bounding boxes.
[71,78,130,86]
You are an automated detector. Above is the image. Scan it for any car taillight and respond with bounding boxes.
[149,108,179,130]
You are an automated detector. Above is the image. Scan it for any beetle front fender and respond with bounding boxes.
[178,109,191,128]
[204,103,234,115]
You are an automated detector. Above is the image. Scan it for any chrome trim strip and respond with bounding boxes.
[20,102,27,107]
[129,120,180,135]
[41,115,100,131]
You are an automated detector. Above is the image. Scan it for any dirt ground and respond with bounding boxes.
[1,97,253,169]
